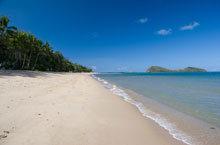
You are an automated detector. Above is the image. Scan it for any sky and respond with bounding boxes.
[0,0,220,72]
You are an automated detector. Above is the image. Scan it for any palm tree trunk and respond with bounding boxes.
[33,53,40,70]
[27,51,32,69]
[21,53,26,69]
[12,51,19,69]
[19,52,22,67]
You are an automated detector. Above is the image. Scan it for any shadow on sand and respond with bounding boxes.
[0,70,67,78]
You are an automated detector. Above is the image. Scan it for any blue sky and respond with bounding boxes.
[0,0,220,72]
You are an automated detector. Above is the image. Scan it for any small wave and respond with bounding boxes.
[91,74,194,145]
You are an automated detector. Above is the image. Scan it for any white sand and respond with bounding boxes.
[0,71,185,145]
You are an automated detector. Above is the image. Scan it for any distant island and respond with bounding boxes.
[146,66,207,72]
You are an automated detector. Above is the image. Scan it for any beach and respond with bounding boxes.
[0,71,185,145]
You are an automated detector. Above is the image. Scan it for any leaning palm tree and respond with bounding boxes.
[0,16,17,68]
[0,16,17,37]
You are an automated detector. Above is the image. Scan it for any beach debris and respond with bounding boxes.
[3,131,10,134]
[0,135,7,140]
[38,113,41,116]
[0,131,9,140]
[210,127,215,130]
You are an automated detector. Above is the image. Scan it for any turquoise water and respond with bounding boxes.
[94,72,220,145]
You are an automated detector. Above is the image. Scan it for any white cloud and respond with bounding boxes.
[92,66,96,70]
[156,29,172,35]
[180,22,200,30]
[138,18,148,23]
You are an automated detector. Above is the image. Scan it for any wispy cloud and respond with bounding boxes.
[156,29,172,35]
[180,22,200,30]
[92,66,96,70]
[138,18,148,23]
[117,66,128,71]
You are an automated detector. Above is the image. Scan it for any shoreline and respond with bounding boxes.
[0,71,185,145]
[92,74,193,145]
[93,72,220,145]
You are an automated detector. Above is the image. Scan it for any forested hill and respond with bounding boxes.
[0,16,92,72]
[146,66,207,72]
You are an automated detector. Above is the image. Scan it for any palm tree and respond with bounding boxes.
[0,15,92,72]
[21,32,29,69]
[26,33,36,69]
[33,40,43,69]
[0,16,17,36]
[0,16,17,68]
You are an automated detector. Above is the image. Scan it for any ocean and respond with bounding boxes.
[93,72,220,145]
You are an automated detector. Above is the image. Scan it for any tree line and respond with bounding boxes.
[0,16,92,72]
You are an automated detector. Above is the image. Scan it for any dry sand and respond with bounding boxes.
[0,71,185,145]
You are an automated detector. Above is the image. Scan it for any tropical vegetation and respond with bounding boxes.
[0,16,92,72]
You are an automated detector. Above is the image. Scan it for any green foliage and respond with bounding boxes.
[146,66,173,72]
[179,67,206,72]
[0,16,92,72]
[146,66,206,72]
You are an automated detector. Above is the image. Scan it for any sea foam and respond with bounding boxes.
[92,74,195,145]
